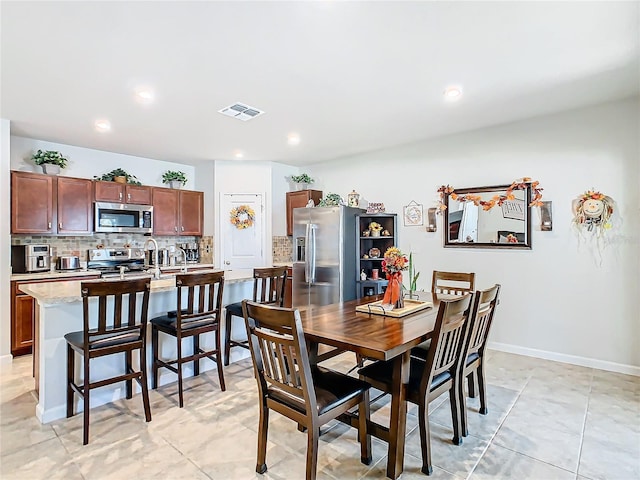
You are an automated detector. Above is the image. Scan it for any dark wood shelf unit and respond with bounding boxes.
[355,213,398,298]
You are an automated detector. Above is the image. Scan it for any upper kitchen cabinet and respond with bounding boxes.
[285,189,322,236]
[94,181,152,204]
[152,187,203,236]
[11,171,93,235]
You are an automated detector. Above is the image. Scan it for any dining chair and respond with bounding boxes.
[151,271,225,407]
[242,300,372,480]
[358,294,473,475]
[65,278,152,445]
[460,284,501,437]
[223,266,287,366]
[432,270,476,297]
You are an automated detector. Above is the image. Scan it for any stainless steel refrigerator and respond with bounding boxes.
[292,205,364,308]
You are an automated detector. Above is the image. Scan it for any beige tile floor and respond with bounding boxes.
[0,350,638,479]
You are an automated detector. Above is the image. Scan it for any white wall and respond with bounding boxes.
[272,162,301,236]
[1,120,11,362]
[305,98,640,373]
[194,162,215,236]
[10,136,196,188]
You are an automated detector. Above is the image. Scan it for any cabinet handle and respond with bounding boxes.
[127,193,131,201]
[59,222,63,229]
[48,222,52,229]
[119,192,123,200]
[175,226,178,232]
[181,226,184,232]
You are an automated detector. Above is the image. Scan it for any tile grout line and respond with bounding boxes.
[574,368,595,480]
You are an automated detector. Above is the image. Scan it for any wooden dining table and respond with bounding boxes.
[299,293,441,480]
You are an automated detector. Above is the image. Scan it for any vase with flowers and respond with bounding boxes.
[381,246,408,310]
[369,222,383,237]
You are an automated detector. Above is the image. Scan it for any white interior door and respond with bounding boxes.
[220,193,264,269]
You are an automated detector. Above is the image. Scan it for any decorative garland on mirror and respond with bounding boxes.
[437,177,543,212]
[229,205,255,229]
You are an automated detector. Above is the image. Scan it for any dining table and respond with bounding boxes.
[299,293,442,480]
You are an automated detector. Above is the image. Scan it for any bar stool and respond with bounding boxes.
[223,266,287,366]
[65,278,152,445]
[151,271,225,407]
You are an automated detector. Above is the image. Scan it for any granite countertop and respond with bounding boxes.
[18,268,255,306]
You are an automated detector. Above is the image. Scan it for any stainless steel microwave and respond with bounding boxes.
[94,202,153,234]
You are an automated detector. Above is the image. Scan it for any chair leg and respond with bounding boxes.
[467,370,478,398]
[449,382,463,446]
[214,326,226,391]
[256,402,269,474]
[139,344,152,423]
[224,310,233,366]
[460,371,469,437]
[359,391,372,465]
[177,338,184,408]
[193,335,200,377]
[82,355,90,446]
[66,344,74,418]
[418,402,433,475]
[305,422,320,480]
[151,326,159,390]
[125,350,133,399]
[477,362,488,415]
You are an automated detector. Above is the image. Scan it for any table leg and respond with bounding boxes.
[386,351,410,479]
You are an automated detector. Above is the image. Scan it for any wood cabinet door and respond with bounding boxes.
[179,190,204,236]
[57,176,93,234]
[12,294,33,355]
[94,181,125,202]
[125,185,152,204]
[152,187,179,235]
[286,190,323,236]
[11,171,54,234]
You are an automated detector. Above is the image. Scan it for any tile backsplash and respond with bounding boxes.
[272,236,293,263]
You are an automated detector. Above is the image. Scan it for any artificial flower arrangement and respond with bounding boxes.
[291,173,314,184]
[506,234,518,244]
[229,205,255,229]
[381,246,409,309]
[437,177,543,212]
[368,222,383,232]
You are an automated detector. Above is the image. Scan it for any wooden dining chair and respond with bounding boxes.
[65,278,152,445]
[432,270,476,297]
[223,266,287,366]
[151,271,225,407]
[358,294,473,475]
[242,300,372,480]
[459,284,501,437]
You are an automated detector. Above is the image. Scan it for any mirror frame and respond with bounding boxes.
[443,183,532,250]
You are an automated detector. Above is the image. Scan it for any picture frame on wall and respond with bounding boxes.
[403,200,423,226]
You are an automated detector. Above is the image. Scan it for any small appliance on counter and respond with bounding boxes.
[11,244,51,273]
[178,242,200,263]
[56,255,81,271]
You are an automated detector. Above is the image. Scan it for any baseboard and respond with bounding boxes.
[0,354,13,366]
[488,342,640,377]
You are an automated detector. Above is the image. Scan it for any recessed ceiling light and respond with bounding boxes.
[234,151,244,159]
[94,119,111,132]
[287,133,301,146]
[444,86,463,100]
[134,87,155,103]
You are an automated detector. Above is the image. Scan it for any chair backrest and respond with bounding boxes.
[464,284,501,359]
[175,271,225,330]
[252,267,288,307]
[419,294,473,393]
[431,271,476,296]
[242,300,316,414]
[81,278,150,347]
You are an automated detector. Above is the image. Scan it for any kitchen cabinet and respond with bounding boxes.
[356,213,398,298]
[285,189,322,236]
[152,187,203,236]
[11,171,92,235]
[11,275,100,356]
[94,181,152,204]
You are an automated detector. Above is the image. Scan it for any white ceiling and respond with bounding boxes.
[1,1,638,166]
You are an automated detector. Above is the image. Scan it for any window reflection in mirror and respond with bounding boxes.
[444,184,532,249]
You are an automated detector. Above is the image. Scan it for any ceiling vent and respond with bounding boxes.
[218,102,265,122]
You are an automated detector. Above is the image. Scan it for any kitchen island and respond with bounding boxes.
[20,269,254,424]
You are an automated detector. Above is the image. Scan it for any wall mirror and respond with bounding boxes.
[443,184,532,249]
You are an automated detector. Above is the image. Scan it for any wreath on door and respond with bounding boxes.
[229,205,255,229]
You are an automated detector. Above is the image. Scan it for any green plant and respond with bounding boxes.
[162,170,187,185]
[94,168,142,185]
[291,173,314,184]
[318,193,342,207]
[31,150,68,168]
[403,252,421,297]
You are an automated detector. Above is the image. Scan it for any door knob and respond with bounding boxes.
[225,261,230,265]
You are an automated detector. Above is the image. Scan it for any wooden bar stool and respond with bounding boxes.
[151,271,225,407]
[65,278,152,445]
[223,266,287,366]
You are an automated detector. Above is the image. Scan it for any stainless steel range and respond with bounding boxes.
[87,248,148,278]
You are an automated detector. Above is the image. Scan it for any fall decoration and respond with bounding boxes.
[437,177,543,212]
[229,205,255,229]
[381,247,409,309]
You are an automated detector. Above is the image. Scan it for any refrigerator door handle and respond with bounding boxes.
[304,223,311,282]
[306,223,317,284]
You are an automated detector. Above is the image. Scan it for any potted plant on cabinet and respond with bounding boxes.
[291,173,314,190]
[162,170,187,189]
[31,150,68,175]
[94,168,142,185]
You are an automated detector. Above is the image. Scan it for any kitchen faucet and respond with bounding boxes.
[176,248,188,274]
[143,238,161,280]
